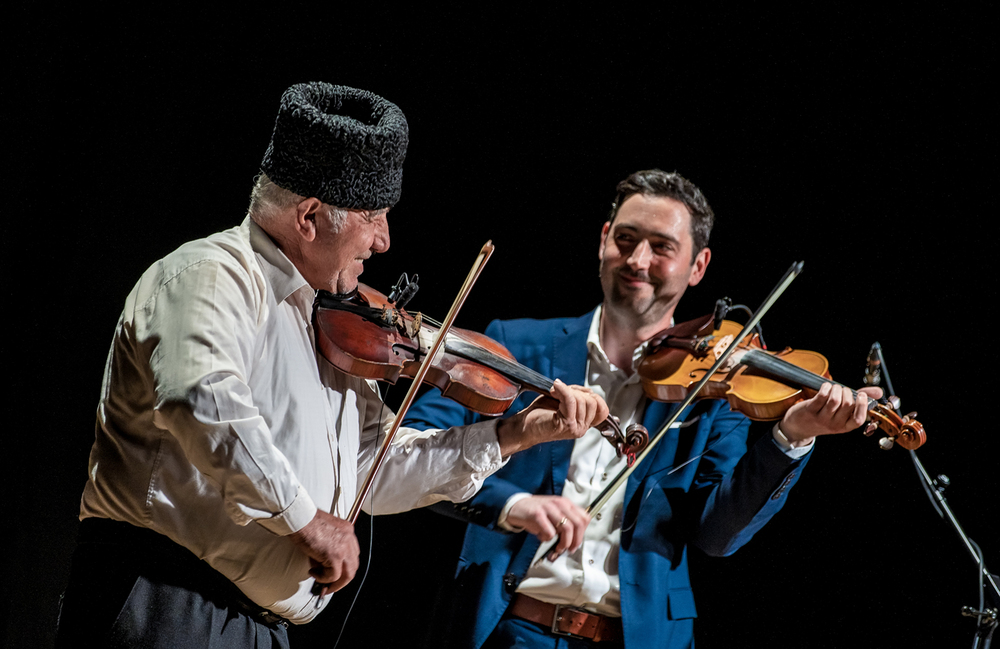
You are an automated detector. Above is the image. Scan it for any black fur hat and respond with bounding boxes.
[261,83,409,210]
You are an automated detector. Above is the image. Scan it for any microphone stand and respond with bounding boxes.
[867,343,998,647]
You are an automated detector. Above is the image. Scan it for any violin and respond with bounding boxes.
[313,283,650,461]
[637,313,927,450]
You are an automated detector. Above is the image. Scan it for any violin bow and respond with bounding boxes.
[347,241,495,523]
[535,260,805,564]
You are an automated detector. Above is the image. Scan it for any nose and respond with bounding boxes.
[625,239,652,270]
[371,214,390,253]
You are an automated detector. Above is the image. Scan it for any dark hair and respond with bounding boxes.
[607,169,714,260]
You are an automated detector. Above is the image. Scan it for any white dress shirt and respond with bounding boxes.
[80,217,503,623]
[499,307,811,616]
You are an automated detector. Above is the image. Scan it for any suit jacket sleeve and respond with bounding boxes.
[634,399,810,559]
[709,421,808,556]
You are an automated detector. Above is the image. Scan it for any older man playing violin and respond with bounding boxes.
[55,82,608,649]
[403,169,882,649]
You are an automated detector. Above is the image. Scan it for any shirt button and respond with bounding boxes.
[595,513,602,520]
[589,559,594,565]
[602,473,608,480]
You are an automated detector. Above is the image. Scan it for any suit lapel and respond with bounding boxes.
[547,312,593,493]
[624,400,695,503]
[625,400,677,502]
[550,313,590,387]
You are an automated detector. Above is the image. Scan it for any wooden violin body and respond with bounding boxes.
[638,314,927,450]
[640,317,828,420]
[315,285,522,416]
[313,284,650,461]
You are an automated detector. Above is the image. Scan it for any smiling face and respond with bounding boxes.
[598,193,710,332]
[304,206,391,294]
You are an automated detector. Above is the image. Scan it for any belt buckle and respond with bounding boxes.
[550,603,587,639]
[259,610,289,629]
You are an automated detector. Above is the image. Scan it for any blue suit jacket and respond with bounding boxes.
[403,312,809,648]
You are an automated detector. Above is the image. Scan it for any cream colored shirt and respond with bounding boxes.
[81,217,503,623]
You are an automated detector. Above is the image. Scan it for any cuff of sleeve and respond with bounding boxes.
[463,418,508,473]
[256,485,318,536]
[772,422,814,459]
[497,492,533,531]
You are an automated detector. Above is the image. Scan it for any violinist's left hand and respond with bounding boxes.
[496,380,609,457]
[779,383,883,447]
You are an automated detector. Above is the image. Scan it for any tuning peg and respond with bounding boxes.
[888,396,901,411]
[878,436,895,451]
[903,411,918,422]
[863,422,878,436]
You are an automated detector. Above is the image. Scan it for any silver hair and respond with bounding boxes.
[248,173,347,232]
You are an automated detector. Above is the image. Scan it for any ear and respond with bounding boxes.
[292,198,325,243]
[598,221,611,261]
[687,247,711,286]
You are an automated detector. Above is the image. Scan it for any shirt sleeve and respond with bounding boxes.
[399,318,534,525]
[497,492,533,531]
[354,382,508,515]
[138,257,316,535]
[771,422,815,458]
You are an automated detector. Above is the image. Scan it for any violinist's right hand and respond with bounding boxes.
[506,495,590,555]
[496,379,609,457]
[288,510,360,597]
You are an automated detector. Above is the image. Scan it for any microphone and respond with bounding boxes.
[863,342,882,387]
[388,272,420,310]
[713,297,732,331]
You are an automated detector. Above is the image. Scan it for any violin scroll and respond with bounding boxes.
[595,417,650,467]
[864,403,926,451]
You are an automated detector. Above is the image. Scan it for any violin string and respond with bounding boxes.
[415,314,555,391]
[739,350,881,423]
[742,349,869,403]
[741,349,830,391]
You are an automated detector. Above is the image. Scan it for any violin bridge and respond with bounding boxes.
[664,335,713,358]
[405,312,423,339]
[712,334,734,360]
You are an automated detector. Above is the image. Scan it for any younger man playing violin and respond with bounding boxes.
[403,169,880,649]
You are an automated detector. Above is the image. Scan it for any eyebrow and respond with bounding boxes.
[613,223,680,245]
[360,208,389,222]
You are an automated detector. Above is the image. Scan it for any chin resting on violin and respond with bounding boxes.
[403,169,889,649]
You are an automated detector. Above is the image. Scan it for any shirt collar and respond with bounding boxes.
[245,216,311,305]
[586,305,672,375]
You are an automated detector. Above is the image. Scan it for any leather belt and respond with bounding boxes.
[508,594,623,643]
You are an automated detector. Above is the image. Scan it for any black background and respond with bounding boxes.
[6,6,996,648]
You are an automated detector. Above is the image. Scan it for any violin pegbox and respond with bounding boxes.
[596,417,650,467]
[864,399,927,450]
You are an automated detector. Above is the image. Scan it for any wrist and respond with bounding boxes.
[498,493,532,531]
[496,413,527,457]
[774,422,815,449]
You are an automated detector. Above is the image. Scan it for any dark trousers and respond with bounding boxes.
[55,518,290,649]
